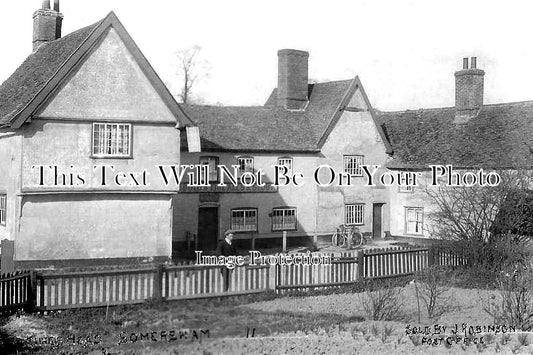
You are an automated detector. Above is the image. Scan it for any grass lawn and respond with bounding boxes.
[1,282,531,354]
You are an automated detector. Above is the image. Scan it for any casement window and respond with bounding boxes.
[272,207,297,231]
[343,155,364,176]
[92,123,131,157]
[398,185,414,192]
[277,157,293,175]
[231,208,258,232]
[405,207,424,235]
[345,204,364,225]
[199,156,219,183]
[399,173,414,192]
[237,156,254,174]
[399,185,414,192]
[0,195,5,226]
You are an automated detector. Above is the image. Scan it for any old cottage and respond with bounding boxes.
[0,1,195,268]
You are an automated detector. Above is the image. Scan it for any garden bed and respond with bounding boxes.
[2,280,533,354]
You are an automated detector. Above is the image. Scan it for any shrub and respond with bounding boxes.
[414,265,451,321]
[381,325,393,343]
[483,262,533,331]
[409,335,421,346]
[452,236,532,273]
[517,333,529,346]
[361,279,404,321]
[500,333,511,345]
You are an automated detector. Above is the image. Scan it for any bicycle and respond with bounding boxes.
[331,225,365,249]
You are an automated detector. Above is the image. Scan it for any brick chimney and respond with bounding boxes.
[454,57,484,123]
[33,0,63,52]
[277,49,309,110]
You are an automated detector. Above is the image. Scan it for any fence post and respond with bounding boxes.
[428,246,435,267]
[1,239,14,273]
[282,231,287,253]
[26,270,37,313]
[356,250,364,281]
[153,264,164,300]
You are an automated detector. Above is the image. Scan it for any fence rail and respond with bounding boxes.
[0,245,467,313]
[275,253,359,292]
[36,268,157,311]
[363,247,430,279]
[0,270,34,314]
[164,264,270,300]
[275,246,467,291]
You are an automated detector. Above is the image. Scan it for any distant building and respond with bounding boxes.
[379,56,533,239]
[0,1,195,267]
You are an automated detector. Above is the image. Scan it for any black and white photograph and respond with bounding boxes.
[1,0,533,353]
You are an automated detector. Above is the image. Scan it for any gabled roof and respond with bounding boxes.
[0,11,193,129]
[378,101,533,169]
[181,77,392,153]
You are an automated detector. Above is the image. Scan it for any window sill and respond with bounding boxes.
[272,228,297,232]
[91,155,133,160]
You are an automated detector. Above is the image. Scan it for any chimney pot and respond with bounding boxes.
[33,0,63,52]
[277,49,309,110]
[454,57,485,122]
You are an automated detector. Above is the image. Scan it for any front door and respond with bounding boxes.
[372,203,383,239]
[197,207,219,251]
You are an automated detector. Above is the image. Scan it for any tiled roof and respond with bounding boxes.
[0,12,194,129]
[0,21,101,126]
[181,105,319,152]
[378,101,533,169]
[265,80,353,140]
[181,79,355,152]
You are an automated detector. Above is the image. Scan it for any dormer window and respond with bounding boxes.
[277,157,293,175]
[92,123,131,157]
[237,156,254,174]
[343,155,364,176]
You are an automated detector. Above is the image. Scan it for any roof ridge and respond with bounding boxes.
[309,78,355,85]
[378,99,533,115]
[377,106,455,115]
[482,99,533,108]
[184,104,275,110]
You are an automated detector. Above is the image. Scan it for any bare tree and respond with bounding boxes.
[425,170,533,268]
[175,45,209,104]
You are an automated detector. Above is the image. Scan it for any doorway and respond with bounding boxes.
[372,203,383,239]
[197,207,219,251]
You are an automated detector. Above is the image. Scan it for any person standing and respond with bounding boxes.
[216,230,237,291]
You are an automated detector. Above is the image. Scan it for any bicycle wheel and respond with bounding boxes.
[331,232,339,247]
[338,233,347,248]
[351,230,363,248]
[332,231,346,247]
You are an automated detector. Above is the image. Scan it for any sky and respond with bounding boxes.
[1,0,533,111]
